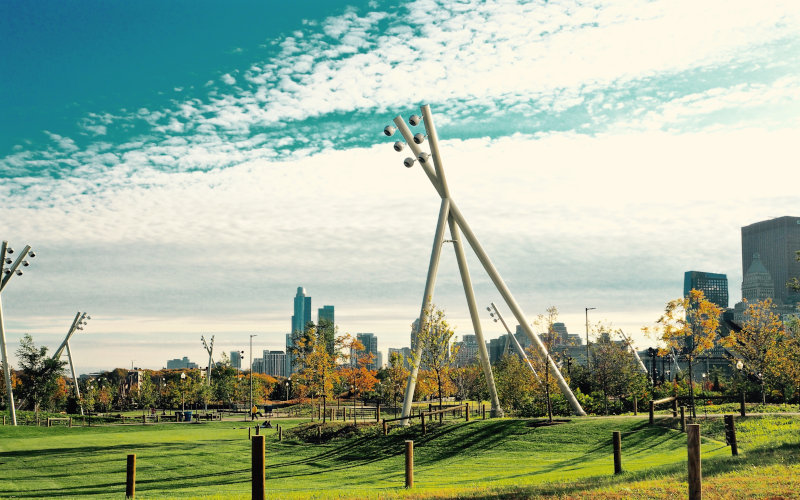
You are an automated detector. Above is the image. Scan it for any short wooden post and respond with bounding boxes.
[405,440,414,489]
[142,415,146,425]
[317,426,321,440]
[255,425,260,436]
[2,415,5,425]
[687,424,701,500]
[47,418,51,427]
[740,392,746,417]
[376,404,381,422]
[126,454,136,499]
[482,404,486,420]
[382,420,388,435]
[422,414,427,435]
[612,431,622,475]
[466,404,470,422]
[633,397,638,415]
[69,417,72,428]
[278,426,283,441]
[672,399,678,418]
[680,406,686,432]
[648,400,654,424]
[248,427,252,440]
[724,415,738,456]
[252,435,265,500]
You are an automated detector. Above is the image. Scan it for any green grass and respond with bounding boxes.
[0,414,798,499]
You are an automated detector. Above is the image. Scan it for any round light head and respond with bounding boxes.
[409,114,421,126]
[22,261,29,267]
[6,247,13,254]
[28,251,35,258]
[403,157,415,168]
[413,133,425,144]
[486,306,492,312]
[4,258,10,264]
[418,152,430,164]
[15,269,22,276]
[383,125,396,136]
[393,141,404,152]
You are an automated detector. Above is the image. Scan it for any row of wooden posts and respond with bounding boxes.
[647,394,748,423]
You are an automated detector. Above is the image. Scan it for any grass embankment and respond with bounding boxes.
[0,414,798,499]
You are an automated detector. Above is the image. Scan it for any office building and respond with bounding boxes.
[684,271,729,308]
[741,216,800,307]
[291,286,312,334]
[285,333,297,376]
[230,351,243,370]
[318,305,334,325]
[263,350,286,377]
[251,357,264,374]
[354,333,379,370]
[453,334,479,367]
[166,357,198,369]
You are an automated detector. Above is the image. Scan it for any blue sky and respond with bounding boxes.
[1,0,798,373]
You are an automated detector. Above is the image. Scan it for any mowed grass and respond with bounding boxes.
[0,414,798,499]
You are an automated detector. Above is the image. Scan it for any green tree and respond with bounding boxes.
[15,334,67,414]
[411,305,459,411]
[385,351,408,414]
[211,353,238,408]
[721,298,783,403]
[645,289,723,417]
[590,325,647,414]
[133,370,157,415]
[292,324,341,421]
[494,354,538,414]
[533,306,560,422]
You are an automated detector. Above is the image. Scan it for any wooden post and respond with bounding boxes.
[126,454,136,499]
[69,417,72,428]
[740,392,746,417]
[278,426,283,441]
[612,431,622,475]
[680,406,686,432]
[47,418,51,427]
[633,397,638,415]
[252,435,265,500]
[317,426,321,440]
[482,404,486,420]
[672,399,678,418]
[422,414,427,435]
[687,424,701,500]
[724,415,739,456]
[648,400,654,424]
[383,420,388,435]
[248,427,251,440]
[142,415,146,425]
[405,440,414,489]
[255,425,260,436]
[377,404,381,422]
[466,404,470,422]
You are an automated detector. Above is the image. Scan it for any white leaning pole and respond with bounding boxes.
[488,302,542,384]
[388,105,586,417]
[53,312,90,416]
[0,240,36,426]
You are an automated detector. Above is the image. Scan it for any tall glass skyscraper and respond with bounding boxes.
[683,271,729,308]
[741,216,800,307]
[291,286,311,334]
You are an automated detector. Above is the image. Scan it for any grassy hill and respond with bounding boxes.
[0,414,798,499]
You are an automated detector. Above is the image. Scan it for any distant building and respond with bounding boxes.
[251,357,264,374]
[684,271,729,308]
[741,216,800,308]
[230,351,243,370]
[453,334,479,367]
[291,287,312,334]
[552,323,569,345]
[166,357,198,370]
[263,350,286,377]
[354,333,379,371]
[318,305,334,325]
[285,333,297,376]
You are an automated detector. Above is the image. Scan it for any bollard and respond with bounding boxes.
[383,420,388,435]
[633,397,638,415]
[740,393,746,417]
[252,435,265,500]
[255,425,260,436]
[612,431,622,475]
[687,424,701,500]
[248,427,251,440]
[672,399,678,418]
[680,406,686,432]
[422,414,427,435]
[126,454,136,499]
[482,404,486,420]
[278,426,283,442]
[724,415,739,456]
[69,417,72,428]
[405,440,414,489]
[466,404,470,422]
[649,400,654,424]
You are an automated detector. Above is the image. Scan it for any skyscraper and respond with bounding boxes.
[741,216,800,307]
[683,271,729,308]
[354,333,379,371]
[318,305,335,355]
[318,305,334,325]
[263,350,286,377]
[291,287,312,334]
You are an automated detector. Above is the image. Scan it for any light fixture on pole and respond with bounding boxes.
[585,307,596,371]
[249,334,257,418]
[180,372,187,411]
[486,303,541,384]
[385,106,585,420]
[0,240,36,426]
[52,312,90,416]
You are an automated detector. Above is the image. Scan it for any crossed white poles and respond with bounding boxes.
[385,105,586,421]
[1,240,36,426]
[53,312,90,416]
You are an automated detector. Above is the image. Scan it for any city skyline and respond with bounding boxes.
[1,1,798,373]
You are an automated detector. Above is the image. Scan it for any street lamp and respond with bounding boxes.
[180,372,187,411]
[285,381,289,402]
[249,334,257,419]
[0,240,36,426]
[585,307,596,372]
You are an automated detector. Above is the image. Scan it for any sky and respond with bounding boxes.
[1,0,798,374]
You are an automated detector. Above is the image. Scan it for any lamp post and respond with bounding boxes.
[249,334,257,419]
[285,381,289,402]
[0,240,36,426]
[585,307,596,373]
[180,372,187,411]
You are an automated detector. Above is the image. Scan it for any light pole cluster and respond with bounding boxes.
[52,312,91,416]
[384,105,586,420]
[1,240,36,426]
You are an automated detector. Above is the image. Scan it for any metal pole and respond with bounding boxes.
[250,334,256,418]
[490,302,542,383]
[586,307,595,371]
[0,295,17,425]
[65,342,83,416]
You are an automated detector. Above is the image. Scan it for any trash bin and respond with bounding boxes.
[183,411,193,422]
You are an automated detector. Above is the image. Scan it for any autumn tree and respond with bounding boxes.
[291,324,341,421]
[15,334,67,414]
[385,351,409,413]
[494,354,538,414]
[411,305,459,411]
[133,370,157,415]
[721,298,783,403]
[590,326,647,414]
[340,334,378,422]
[645,289,723,417]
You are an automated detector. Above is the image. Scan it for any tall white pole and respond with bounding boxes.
[0,295,17,425]
[65,342,83,415]
[489,302,542,383]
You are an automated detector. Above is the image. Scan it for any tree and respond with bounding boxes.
[774,317,800,404]
[590,325,647,415]
[211,354,238,408]
[385,351,409,414]
[133,371,157,415]
[494,354,538,414]
[787,250,800,292]
[410,305,459,411]
[15,334,67,414]
[340,334,377,422]
[533,306,560,421]
[291,324,340,421]
[645,289,723,417]
[721,298,783,403]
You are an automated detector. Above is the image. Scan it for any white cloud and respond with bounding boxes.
[221,73,237,85]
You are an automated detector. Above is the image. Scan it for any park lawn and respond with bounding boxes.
[0,415,797,499]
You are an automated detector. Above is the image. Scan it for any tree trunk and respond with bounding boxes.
[437,370,443,411]
[688,358,696,418]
